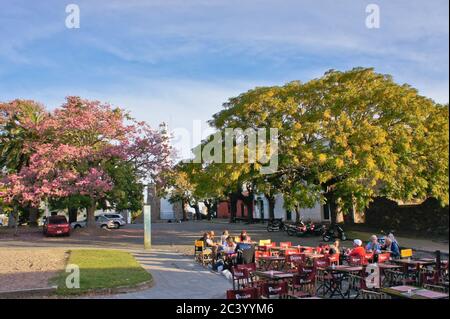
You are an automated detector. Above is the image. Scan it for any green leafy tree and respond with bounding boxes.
[207,68,449,222]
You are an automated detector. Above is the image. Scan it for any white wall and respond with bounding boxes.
[160,198,175,220]
[254,193,323,222]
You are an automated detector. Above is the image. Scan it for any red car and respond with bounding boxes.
[43,215,70,237]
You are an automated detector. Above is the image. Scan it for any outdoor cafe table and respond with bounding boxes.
[253,270,294,282]
[394,259,436,267]
[320,265,364,298]
[381,285,449,299]
[258,256,286,271]
[376,263,403,287]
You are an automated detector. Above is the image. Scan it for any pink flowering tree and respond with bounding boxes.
[1,97,173,227]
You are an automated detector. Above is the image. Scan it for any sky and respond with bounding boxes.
[0,0,448,158]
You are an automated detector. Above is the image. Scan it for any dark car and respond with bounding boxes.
[43,215,70,237]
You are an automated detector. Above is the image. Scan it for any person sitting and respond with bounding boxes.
[348,239,366,258]
[240,230,251,242]
[365,235,382,253]
[235,235,254,264]
[203,231,219,259]
[383,237,400,259]
[220,230,229,245]
[329,240,341,255]
[223,236,237,253]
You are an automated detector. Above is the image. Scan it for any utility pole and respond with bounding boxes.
[143,184,151,250]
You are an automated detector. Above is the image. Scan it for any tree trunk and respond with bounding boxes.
[182,200,188,221]
[229,193,238,223]
[246,200,254,223]
[28,206,39,227]
[68,207,78,223]
[86,202,96,228]
[8,209,19,236]
[265,194,275,219]
[295,206,301,223]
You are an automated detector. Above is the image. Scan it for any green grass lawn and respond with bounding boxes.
[53,249,152,295]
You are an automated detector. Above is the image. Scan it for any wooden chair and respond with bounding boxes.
[194,240,213,266]
[361,289,390,299]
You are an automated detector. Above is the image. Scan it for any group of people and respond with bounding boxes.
[200,230,253,260]
[347,233,400,259]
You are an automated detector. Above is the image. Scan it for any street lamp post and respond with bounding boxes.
[143,184,151,250]
[143,204,151,250]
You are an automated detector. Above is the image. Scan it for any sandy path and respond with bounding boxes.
[0,249,67,291]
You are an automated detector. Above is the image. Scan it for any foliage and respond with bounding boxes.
[200,68,449,215]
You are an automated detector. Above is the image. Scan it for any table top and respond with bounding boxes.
[254,270,294,280]
[304,253,325,258]
[376,263,403,269]
[327,265,363,272]
[258,256,285,261]
[394,259,435,266]
[382,285,449,299]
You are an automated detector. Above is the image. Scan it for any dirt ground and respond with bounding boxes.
[0,249,67,292]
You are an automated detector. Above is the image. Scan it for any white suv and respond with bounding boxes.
[100,213,126,228]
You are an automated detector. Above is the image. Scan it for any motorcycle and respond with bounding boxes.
[286,221,308,237]
[322,223,347,242]
[267,218,285,232]
[305,220,322,236]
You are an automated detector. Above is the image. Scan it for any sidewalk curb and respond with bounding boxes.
[0,286,57,299]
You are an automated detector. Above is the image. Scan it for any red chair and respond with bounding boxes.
[293,265,316,296]
[279,242,292,248]
[314,258,330,269]
[328,254,340,266]
[284,248,299,255]
[377,252,390,263]
[226,287,259,299]
[348,255,363,266]
[231,266,252,290]
[285,254,304,272]
[255,250,270,259]
[260,282,288,299]
[364,252,374,264]
[237,263,257,272]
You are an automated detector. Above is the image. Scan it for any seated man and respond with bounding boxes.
[348,239,366,258]
[365,235,382,253]
[382,237,400,259]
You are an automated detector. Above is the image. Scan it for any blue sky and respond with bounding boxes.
[0,0,448,157]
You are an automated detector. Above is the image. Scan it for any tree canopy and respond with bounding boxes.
[184,68,449,218]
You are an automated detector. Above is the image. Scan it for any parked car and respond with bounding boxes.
[99,213,126,228]
[71,215,117,229]
[43,215,70,237]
